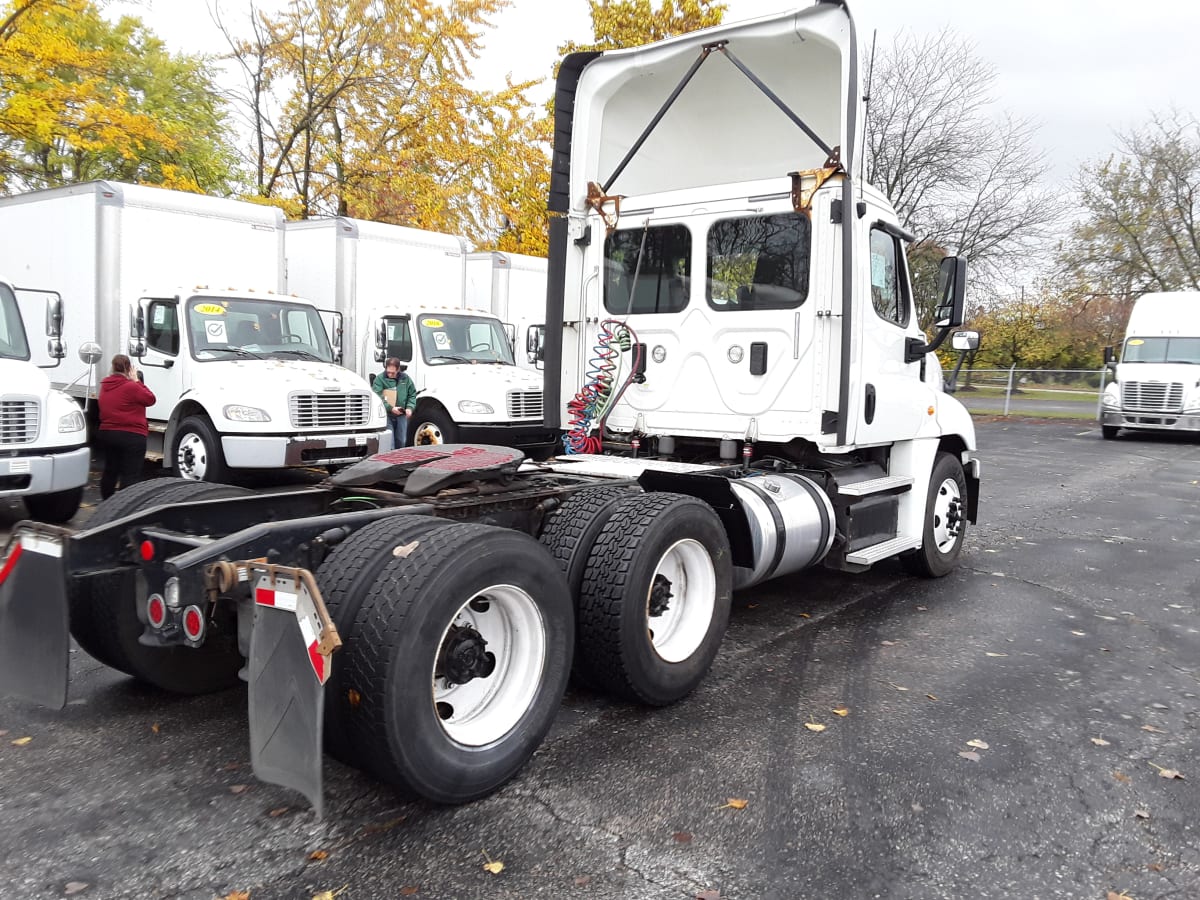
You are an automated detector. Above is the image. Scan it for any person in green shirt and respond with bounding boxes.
[372,356,417,449]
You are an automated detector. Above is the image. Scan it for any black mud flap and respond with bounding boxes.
[0,528,70,709]
[247,566,341,818]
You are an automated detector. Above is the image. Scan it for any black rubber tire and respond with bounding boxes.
[172,415,229,482]
[411,403,459,446]
[575,492,733,706]
[537,485,640,601]
[338,523,572,803]
[68,478,252,692]
[315,513,453,768]
[24,486,83,524]
[901,451,968,578]
[1101,425,1120,440]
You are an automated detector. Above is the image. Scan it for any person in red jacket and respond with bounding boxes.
[98,354,156,499]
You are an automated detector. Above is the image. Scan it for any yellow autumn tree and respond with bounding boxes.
[0,0,239,194]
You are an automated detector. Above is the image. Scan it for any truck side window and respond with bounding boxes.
[145,300,179,355]
[706,212,810,310]
[384,317,413,362]
[604,224,691,315]
[869,228,910,327]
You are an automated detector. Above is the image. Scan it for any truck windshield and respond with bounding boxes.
[416,313,515,365]
[1123,336,1200,364]
[186,296,333,363]
[0,282,31,361]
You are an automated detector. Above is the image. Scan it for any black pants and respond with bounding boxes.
[99,430,147,500]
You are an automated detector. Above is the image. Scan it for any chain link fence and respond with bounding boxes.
[948,367,1107,420]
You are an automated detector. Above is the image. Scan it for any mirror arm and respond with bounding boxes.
[905,324,952,364]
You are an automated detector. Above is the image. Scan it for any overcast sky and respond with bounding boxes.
[114,0,1200,188]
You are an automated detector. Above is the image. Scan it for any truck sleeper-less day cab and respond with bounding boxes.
[0,182,389,482]
[285,218,550,449]
[0,2,979,816]
[1100,291,1200,438]
[0,280,90,521]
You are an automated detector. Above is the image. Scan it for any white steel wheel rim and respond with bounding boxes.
[176,432,208,480]
[646,538,716,663]
[414,421,444,445]
[931,476,963,554]
[431,585,546,747]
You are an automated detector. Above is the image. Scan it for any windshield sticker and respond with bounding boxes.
[422,318,444,328]
[195,303,226,315]
[1128,339,1144,345]
[432,331,452,349]
[204,320,228,343]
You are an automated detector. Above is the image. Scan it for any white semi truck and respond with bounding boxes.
[1100,291,1200,438]
[0,280,90,522]
[1,2,979,816]
[286,218,552,448]
[0,182,389,481]
[465,250,549,372]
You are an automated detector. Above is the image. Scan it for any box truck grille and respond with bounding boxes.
[0,400,39,444]
[506,390,543,419]
[289,392,371,429]
[1122,381,1183,413]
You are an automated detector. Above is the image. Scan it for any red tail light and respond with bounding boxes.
[139,541,154,561]
[182,605,205,642]
[147,594,166,628]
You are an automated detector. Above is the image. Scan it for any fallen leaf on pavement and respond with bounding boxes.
[985,652,1008,658]
[1148,863,1164,872]
[1113,771,1131,784]
[400,887,420,896]
[1141,724,1166,734]
[1091,737,1111,746]
[222,893,250,900]
[151,723,160,734]
[347,689,361,708]
[965,739,989,750]
[832,707,849,717]
[308,850,329,861]
[1106,892,1133,900]
[64,883,89,896]
[1134,809,1150,819]
[881,640,897,646]
[804,721,826,733]
[311,888,347,900]
[673,832,692,843]
[958,751,981,762]
[481,850,504,875]
[1070,630,1086,636]
[890,683,910,692]
[11,736,32,746]
[573,875,592,887]
[267,807,291,818]
[1149,763,1184,780]
[696,891,721,900]
[0,729,7,737]
[719,798,748,810]
[926,694,939,701]
[229,784,250,794]
[798,612,811,618]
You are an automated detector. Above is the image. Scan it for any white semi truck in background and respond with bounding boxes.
[1100,291,1200,438]
[1,2,980,817]
[286,217,552,448]
[465,250,549,372]
[0,182,388,481]
[0,279,90,521]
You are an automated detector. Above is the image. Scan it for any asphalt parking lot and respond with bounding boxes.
[1,421,1198,900]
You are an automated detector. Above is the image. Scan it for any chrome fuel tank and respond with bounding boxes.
[729,473,835,590]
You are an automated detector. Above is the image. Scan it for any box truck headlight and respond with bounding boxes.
[58,410,85,433]
[223,404,271,422]
[458,400,494,414]
[1101,387,1120,408]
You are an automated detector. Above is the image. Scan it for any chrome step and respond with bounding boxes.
[148,422,167,433]
[837,474,914,497]
[845,535,922,565]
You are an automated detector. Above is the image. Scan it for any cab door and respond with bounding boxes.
[851,218,926,445]
[137,297,185,424]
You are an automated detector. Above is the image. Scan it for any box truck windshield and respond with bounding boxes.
[0,283,31,360]
[186,296,333,363]
[415,313,515,366]
[1122,336,1200,365]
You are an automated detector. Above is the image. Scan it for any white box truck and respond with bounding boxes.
[0,182,389,481]
[286,217,552,448]
[1100,291,1200,438]
[2,3,982,815]
[0,279,90,521]
[465,251,548,371]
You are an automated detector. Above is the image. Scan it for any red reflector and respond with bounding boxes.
[140,541,154,561]
[147,595,166,627]
[183,606,204,641]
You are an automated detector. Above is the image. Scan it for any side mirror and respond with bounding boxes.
[129,305,146,357]
[374,320,386,350]
[526,325,545,363]
[934,256,968,328]
[47,338,65,359]
[128,338,146,357]
[951,330,980,352]
[45,294,64,339]
[78,341,103,365]
[1103,345,1114,365]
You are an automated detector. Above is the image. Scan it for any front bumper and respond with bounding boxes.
[1102,410,1200,433]
[222,431,387,469]
[0,446,90,498]
[457,421,557,449]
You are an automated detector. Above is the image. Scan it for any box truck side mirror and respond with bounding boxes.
[128,305,146,358]
[526,325,545,363]
[45,294,64,340]
[951,330,979,352]
[78,341,103,365]
[933,256,968,329]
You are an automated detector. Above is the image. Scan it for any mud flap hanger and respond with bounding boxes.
[588,39,844,230]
